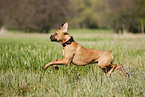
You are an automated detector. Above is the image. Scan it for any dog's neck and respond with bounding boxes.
[62,36,74,48]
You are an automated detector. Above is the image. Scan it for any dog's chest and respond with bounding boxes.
[63,49,65,56]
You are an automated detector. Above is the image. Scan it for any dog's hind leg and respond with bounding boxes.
[53,65,59,70]
[114,64,130,77]
[101,67,108,73]
[107,64,117,77]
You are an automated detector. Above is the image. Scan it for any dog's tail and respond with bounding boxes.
[108,49,112,53]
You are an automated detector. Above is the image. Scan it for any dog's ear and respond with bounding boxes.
[61,22,68,32]
[60,24,64,29]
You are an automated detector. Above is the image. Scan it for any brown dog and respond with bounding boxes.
[44,22,130,77]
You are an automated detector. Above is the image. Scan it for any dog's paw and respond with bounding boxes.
[54,66,59,70]
[126,73,130,78]
[44,66,47,70]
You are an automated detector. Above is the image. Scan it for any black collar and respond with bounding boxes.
[62,36,74,47]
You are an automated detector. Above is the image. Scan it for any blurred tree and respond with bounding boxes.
[103,0,145,33]
[137,0,145,33]
[69,0,98,28]
[0,0,144,33]
[69,0,145,33]
[0,0,70,32]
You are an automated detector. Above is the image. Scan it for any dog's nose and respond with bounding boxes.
[50,35,57,41]
[50,35,53,39]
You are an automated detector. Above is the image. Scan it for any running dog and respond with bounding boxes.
[44,22,129,77]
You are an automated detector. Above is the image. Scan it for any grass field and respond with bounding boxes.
[0,29,145,97]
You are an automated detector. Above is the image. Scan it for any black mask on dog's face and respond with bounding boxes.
[50,35,57,42]
[49,22,71,43]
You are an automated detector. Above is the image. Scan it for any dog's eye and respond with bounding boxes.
[54,33,58,35]
[64,33,68,35]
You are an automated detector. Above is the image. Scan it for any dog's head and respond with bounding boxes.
[50,22,71,43]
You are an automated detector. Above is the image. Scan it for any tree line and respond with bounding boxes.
[0,0,144,33]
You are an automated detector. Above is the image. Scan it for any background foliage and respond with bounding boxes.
[0,0,145,33]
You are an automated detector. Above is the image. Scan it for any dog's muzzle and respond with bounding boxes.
[50,35,57,42]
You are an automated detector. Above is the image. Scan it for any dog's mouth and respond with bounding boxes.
[50,35,57,42]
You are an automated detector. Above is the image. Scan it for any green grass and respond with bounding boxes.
[0,29,145,97]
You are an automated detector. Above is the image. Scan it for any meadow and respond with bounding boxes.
[0,29,145,97]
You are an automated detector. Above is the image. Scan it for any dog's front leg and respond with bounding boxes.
[44,59,70,70]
